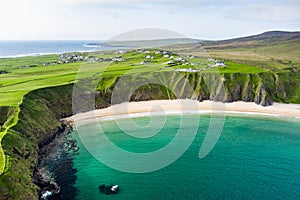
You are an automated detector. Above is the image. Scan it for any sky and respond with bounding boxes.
[0,0,299,40]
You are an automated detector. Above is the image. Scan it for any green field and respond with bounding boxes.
[0,50,269,107]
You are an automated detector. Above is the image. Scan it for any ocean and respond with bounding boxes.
[0,41,111,58]
[48,114,300,200]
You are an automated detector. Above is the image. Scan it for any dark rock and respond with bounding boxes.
[49,181,60,194]
[99,185,119,195]
[24,151,30,159]
[72,147,79,152]
[0,70,9,74]
[12,147,22,157]
[70,140,77,147]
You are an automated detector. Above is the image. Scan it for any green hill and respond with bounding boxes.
[200,31,300,70]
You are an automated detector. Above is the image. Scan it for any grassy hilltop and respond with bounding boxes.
[0,31,300,199]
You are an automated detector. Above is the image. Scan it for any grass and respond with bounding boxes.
[0,49,269,107]
[0,106,20,175]
[217,62,267,74]
[1,53,134,105]
[0,142,4,174]
[0,54,60,70]
[172,34,300,72]
[204,40,300,71]
[0,48,293,107]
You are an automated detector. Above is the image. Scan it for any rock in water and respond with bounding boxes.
[99,184,119,195]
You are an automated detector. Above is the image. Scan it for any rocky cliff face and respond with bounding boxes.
[119,70,299,106]
[187,73,275,106]
[0,69,299,199]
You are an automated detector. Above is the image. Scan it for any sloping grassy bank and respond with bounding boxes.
[0,106,20,175]
[0,84,74,199]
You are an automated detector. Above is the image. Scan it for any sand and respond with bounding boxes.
[64,100,300,124]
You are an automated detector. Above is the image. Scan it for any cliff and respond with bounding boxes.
[0,69,299,199]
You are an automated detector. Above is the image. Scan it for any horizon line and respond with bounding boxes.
[0,29,299,42]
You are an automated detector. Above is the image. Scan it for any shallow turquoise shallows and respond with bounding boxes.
[71,115,300,200]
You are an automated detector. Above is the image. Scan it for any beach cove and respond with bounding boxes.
[65,100,300,124]
[56,100,300,199]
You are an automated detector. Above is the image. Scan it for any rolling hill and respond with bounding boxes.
[198,31,300,70]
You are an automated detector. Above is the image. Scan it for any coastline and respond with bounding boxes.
[40,99,300,199]
[0,50,96,59]
[65,100,300,124]
[33,124,78,200]
[0,40,102,59]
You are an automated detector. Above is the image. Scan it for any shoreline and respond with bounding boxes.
[33,123,78,200]
[0,50,98,59]
[65,100,300,124]
[43,99,300,199]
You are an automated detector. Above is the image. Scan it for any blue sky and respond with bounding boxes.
[0,0,299,40]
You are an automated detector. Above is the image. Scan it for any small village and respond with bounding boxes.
[18,49,226,72]
[134,49,226,72]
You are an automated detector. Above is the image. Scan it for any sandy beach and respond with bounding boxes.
[65,100,300,124]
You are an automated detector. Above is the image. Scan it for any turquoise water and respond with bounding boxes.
[71,115,300,200]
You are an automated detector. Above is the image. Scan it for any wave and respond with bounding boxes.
[83,43,115,48]
[83,44,101,48]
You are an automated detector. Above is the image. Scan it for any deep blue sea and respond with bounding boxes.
[0,41,110,58]
[49,114,300,200]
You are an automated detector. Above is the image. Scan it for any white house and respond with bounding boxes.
[214,61,226,67]
[145,55,154,59]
